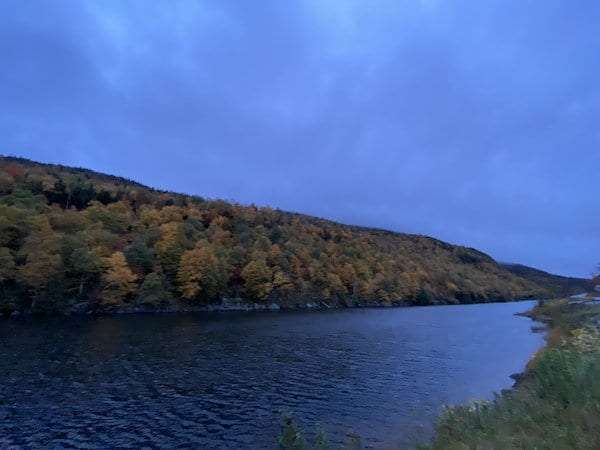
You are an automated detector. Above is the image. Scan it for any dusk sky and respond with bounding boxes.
[1,1,598,277]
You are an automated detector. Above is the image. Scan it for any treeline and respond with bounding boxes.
[501,263,592,297]
[0,156,544,314]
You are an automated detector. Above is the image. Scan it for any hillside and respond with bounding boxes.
[0,156,547,314]
[501,263,592,297]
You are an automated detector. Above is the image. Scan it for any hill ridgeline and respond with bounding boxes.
[0,156,577,315]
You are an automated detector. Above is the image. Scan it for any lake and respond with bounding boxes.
[0,301,543,449]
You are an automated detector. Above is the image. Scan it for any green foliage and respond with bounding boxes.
[1,188,47,211]
[137,271,173,307]
[278,418,362,450]
[0,156,547,313]
[0,247,15,283]
[279,417,308,450]
[60,234,100,296]
[314,427,330,450]
[124,237,155,274]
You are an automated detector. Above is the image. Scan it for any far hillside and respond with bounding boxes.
[501,263,592,297]
[0,156,550,315]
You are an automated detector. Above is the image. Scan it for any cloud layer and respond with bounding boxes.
[1,0,599,277]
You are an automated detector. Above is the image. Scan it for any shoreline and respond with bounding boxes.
[0,296,539,318]
[421,298,600,449]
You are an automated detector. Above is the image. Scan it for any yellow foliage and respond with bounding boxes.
[242,259,273,300]
[101,252,137,306]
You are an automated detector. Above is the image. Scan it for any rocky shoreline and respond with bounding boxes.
[0,299,403,318]
[0,295,537,318]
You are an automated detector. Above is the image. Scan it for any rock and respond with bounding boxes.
[10,311,20,318]
[268,303,280,311]
[67,302,90,315]
[509,372,525,386]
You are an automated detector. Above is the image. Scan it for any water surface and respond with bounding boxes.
[0,301,543,449]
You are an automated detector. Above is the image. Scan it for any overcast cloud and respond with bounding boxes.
[1,0,599,277]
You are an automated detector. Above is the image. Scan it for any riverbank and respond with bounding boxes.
[422,298,600,449]
[2,295,542,318]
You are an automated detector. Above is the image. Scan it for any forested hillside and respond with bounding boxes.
[501,263,592,297]
[0,156,547,314]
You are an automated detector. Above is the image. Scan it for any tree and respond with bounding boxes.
[0,247,15,283]
[61,235,100,296]
[273,269,294,292]
[18,216,63,304]
[84,201,131,233]
[415,288,433,306]
[241,259,273,300]
[124,237,154,274]
[177,243,229,300]
[137,271,172,307]
[3,162,25,179]
[101,252,137,306]
[0,157,546,312]
[0,171,15,194]
[326,272,347,298]
[155,222,187,278]
[2,188,47,211]
[278,416,307,450]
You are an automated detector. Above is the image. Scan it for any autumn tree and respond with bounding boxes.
[0,205,30,249]
[177,243,229,301]
[326,272,347,298]
[241,259,273,300]
[0,157,551,312]
[155,222,187,278]
[101,252,137,307]
[17,216,63,308]
[272,269,294,292]
[207,218,231,245]
[139,205,162,227]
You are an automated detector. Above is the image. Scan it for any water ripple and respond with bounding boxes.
[0,302,542,449]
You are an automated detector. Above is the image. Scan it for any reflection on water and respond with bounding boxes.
[0,301,543,449]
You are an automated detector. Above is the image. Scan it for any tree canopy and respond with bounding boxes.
[0,156,550,314]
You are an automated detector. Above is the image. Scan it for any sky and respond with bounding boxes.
[1,1,599,278]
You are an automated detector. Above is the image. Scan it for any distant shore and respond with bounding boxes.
[0,295,541,318]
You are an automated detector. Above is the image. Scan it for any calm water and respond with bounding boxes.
[0,301,543,449]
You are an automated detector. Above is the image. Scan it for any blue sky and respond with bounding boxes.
[1,0,599,277]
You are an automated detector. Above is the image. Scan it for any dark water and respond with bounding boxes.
[0,301,543,449]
